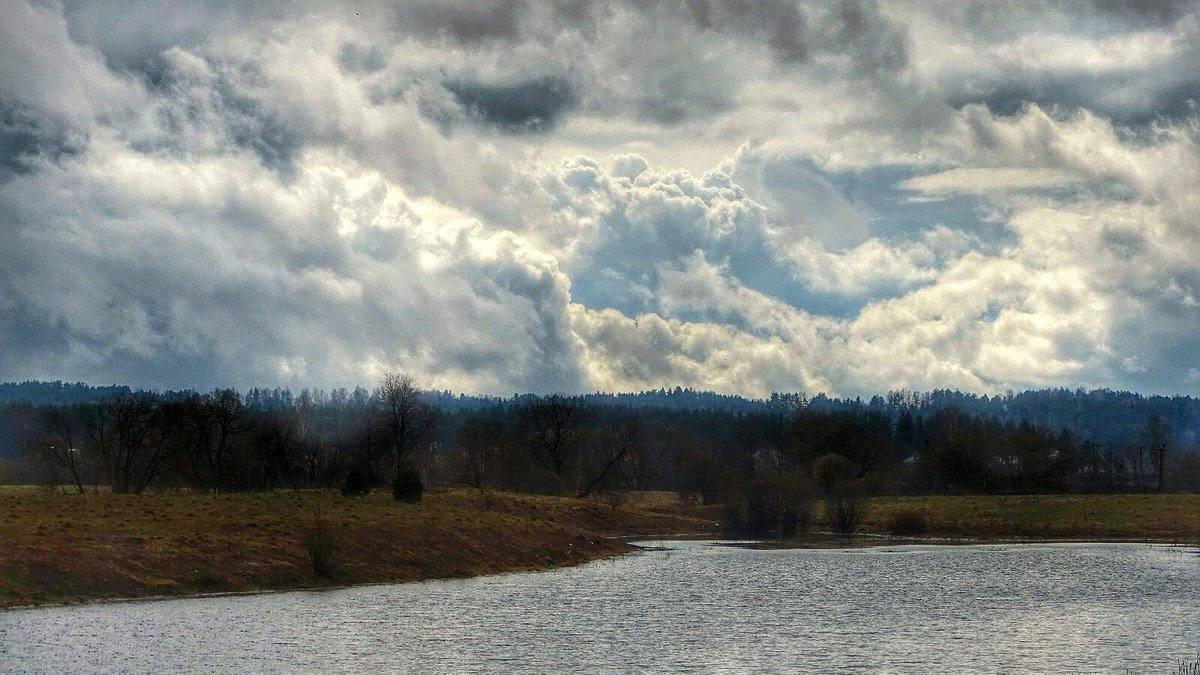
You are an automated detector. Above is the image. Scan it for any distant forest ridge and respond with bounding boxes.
[1,380,1198,448]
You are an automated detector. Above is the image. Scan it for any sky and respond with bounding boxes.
[1,0,1199,397]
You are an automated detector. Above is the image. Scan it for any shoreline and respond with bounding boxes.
[2,490,1198,610]
[722,533,1200,550]
[1,545,644,613]
[10,533,1197,613]
[0,489,719,610]
[8,533,1198,612]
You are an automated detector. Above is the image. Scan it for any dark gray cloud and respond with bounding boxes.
[392,0,529,43]
[0,102,85,181]
[680,0,811,61]
[0,301,81,385]
[446,77,576,132]
[925,0,1200,131]
[658,0,908,72]
[817,0,910,75]
[948,0,1196,38]
[945,70,1200,128]
[130,49,306,177]
[59,1,293,74]
[218,87,305,177]
[378,0,911,128]
[1089,0,1198,26]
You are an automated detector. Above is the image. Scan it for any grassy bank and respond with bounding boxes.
[0,488,717,608]
[862,494,1200,542]
[2,490,1197,608]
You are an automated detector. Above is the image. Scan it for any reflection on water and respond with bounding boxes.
[1,542,1197,673]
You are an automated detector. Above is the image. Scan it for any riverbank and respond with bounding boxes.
[2,490,1198,608]
[0,488,718,608]
[864,494,1200,542]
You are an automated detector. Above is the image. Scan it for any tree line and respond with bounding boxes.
[2,375,1197,509]
[5,381,1199,450]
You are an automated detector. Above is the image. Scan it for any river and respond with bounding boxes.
[1,541,1197,673]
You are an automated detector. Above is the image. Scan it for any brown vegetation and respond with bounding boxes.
[863,494,1200,541]
[0,488,717,608]
[3,489,1197,609]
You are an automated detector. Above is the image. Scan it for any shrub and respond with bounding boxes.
[885,508,930,536]
[302,512,339,578]
[812,452,870,536]
[776,475,813,538]
[341,467,372,497]
[723,481,765,536]
[826,492,869,536]
[778,497,812,538]
[392,463,424,503]
[725,473,812,538]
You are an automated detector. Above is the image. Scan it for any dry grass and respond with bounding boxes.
[863,494,1200,541]
[5,489,1193,607]
[0,488,718,608]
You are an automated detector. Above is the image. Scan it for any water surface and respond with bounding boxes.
[1,542,1197,673]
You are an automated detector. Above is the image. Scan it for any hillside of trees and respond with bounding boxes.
[1,379,1198,503]
[3,380,1198,449]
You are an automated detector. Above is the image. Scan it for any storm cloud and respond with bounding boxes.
[1,0,1199,397]
[446,76,576,131]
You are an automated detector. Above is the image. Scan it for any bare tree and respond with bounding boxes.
[625,421,664,491]
[174,389,248,492]
[253,409,297,491]
[80,395,172,494]
[28,406,87,494]
[456,415,507,490]
[207,389,247,492]
[520,395,585,494]
[577,417,639,498]
[374,372,436,499]
[343,398,376,484]
[294,389,337,487]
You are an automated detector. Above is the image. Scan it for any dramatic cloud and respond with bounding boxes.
[2,0,1199,397]
[446,76,576,132]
